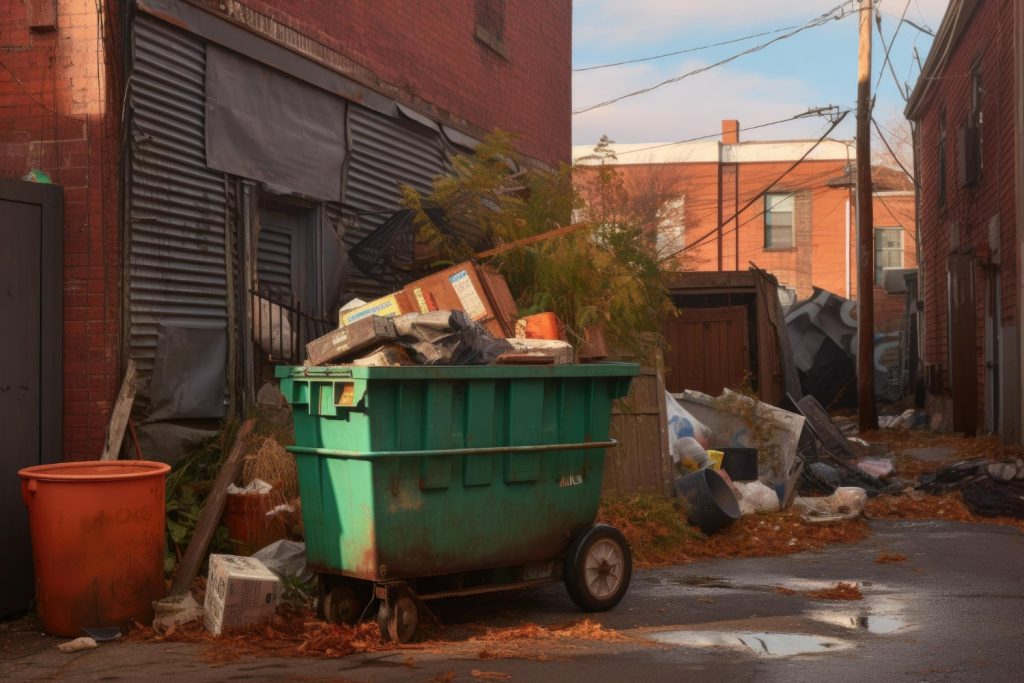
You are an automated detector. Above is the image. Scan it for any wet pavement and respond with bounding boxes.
[2,519,1022,681]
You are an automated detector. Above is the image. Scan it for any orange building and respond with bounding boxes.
[573,120,917,321]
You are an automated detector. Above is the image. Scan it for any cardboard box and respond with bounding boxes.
[339,291,414,326]
[402,262,517,339]
[203,554,281,636]
[306,316,397,365]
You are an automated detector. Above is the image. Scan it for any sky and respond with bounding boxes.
[571,0,950,150]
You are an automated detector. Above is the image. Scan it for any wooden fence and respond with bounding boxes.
[604,363,672,495]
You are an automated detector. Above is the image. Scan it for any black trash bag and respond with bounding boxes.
[392,310,512,365]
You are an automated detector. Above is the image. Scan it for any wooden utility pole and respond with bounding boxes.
[856,0,877,430]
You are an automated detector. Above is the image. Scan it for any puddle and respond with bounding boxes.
[649,630,851,657]
[811,612,907,634]
[677,576,734,588]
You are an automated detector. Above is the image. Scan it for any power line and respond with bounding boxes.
[573,2,855,115]
[574,20,813,72]
[871,115,915,185]
[667,111,850,258]
[578,107,849,160]
[872,0,912,101]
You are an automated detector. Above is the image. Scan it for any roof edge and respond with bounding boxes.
[905,0,980,120]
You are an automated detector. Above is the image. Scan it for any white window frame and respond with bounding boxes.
[874,227,904,285]
[764,192,795,248]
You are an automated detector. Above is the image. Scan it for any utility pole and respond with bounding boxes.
[856,0,877,430]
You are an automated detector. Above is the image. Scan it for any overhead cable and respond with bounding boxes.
[573,2,855,115]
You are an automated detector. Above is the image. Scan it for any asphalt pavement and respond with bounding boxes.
[2,519,1022,682]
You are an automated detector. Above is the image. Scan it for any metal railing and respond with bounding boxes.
[250,286,333,366]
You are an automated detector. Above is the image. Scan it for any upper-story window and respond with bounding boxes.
[764,192,795,248]
[475,0,507,58]
[874,227,904,285]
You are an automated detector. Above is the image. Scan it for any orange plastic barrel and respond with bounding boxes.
[18,460,170,636]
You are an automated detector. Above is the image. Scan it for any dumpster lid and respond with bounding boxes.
[274,362,640,381]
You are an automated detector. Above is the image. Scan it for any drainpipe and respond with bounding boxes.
[845,194,852,298]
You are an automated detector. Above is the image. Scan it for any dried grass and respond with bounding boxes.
[241,436,299,501]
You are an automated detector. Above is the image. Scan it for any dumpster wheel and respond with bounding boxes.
[378,589,418,643]
[321,581,366,627]
[564,524,632,612]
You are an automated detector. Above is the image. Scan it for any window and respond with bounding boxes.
[938,109,947,209]
[875,228,904,285]
[474,0,507,57]
[764,193,794,248]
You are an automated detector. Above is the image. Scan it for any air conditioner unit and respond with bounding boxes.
[957,125,979,188]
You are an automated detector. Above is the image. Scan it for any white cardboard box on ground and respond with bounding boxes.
[203,554,281,636]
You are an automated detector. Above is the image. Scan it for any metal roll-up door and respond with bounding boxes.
[343,105,448,296]
[128,15,228,408]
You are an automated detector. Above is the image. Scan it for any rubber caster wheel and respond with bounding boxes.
[318,577,370,626]
[377,592,419,643]
[564,523,632,612]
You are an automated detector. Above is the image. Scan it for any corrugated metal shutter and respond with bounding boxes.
[255,223,292,299]
[343,105,448,296]
[128,16,227,387]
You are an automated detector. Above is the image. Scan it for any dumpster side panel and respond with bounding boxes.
[283,365,637,580]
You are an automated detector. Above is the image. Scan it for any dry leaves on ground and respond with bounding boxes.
[129,606,384,663]
[875,552,908,564]
[774,581,863,601]
[866,491,1024,531]
[599,494,870,568]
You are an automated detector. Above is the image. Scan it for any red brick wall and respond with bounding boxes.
[912,0,1017,425]
[872,193,918,332]
[602,158,854,300]
[578,157,917,334]
[218,0,572,167]
[0,0,121,459]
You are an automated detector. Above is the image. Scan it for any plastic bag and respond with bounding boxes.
[674,436,710,471]
[393,310,512,365]
[793,487,867,523]
[251,539,314,584]
[666,391,712,452]
[734,481,781,516]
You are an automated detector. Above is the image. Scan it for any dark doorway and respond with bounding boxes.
[948,253,977,436]
[0,179,62,617]
[664,305,749,395]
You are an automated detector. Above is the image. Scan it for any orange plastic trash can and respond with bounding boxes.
[18,460,170,636]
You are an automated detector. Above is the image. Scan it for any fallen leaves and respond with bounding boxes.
[471,670,512,680]
[598,494,871,568]
[875,552,908,564]
[773,582,863,600]
[803,582,863,601]
[865,492,1024,531]
[128,606,384,663]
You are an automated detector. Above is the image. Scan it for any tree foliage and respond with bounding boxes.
[401,131,679,356]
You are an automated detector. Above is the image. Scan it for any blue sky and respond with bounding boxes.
[571,0,950,148]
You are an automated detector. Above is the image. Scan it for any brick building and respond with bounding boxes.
[0,0,571,463]
[905,0,1023,441]
[572,120,917,321]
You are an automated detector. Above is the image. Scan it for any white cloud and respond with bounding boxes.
[572,60,833,146]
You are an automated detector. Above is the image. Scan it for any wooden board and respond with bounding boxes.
[100,359,137,461]
[605,363,671,495]
[169,419,255,596]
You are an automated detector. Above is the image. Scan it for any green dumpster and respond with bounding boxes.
[276,362,639,641]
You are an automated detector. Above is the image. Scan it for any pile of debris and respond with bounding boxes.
[919,459,1024,519]
[305,261,587,368]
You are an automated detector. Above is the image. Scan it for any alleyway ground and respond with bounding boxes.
[2,431,1022,681]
